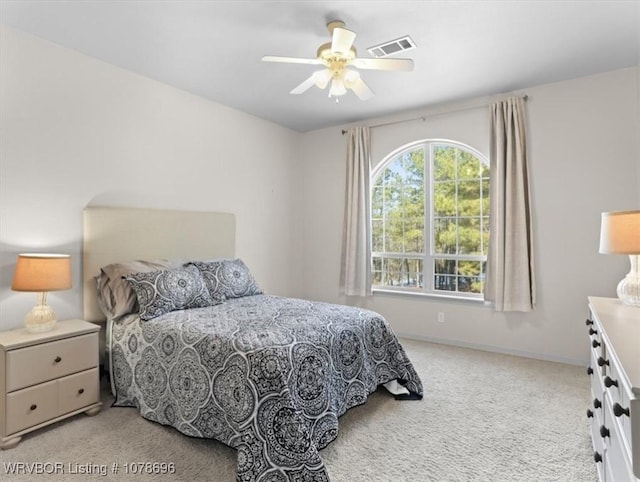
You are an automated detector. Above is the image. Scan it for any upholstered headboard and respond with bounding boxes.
[82,206,235,323]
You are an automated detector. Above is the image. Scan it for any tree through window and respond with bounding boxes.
[371,140,489,298]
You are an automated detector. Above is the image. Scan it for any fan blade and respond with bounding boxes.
[351,57,414,71]
[331,27,356,54]
[290,74,318,95]
[262,56,323,65]
[349,77,374,100]
[344,71,374,100]
[312,69,332,89]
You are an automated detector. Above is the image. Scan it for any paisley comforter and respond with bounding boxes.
[110,295,423,481]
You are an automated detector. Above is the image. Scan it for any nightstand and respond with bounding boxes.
[0,319,102,449]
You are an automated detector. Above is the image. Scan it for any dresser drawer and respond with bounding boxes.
[604,407,635,482]
[6,333,98,391]
[5,380,58,435]
[58,368,99,415]
[611,386,634,459]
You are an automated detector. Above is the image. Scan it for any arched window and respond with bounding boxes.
[371,140,489,299]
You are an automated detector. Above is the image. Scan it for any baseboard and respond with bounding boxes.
[396,331,588,367]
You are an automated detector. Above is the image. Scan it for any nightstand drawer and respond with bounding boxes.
[6,333,98,391]
[58,368,99,415]
[5,380,58,435]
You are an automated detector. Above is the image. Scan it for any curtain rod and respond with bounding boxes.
[341,94,528,135]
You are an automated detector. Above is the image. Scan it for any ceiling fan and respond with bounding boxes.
[262,20,414,100]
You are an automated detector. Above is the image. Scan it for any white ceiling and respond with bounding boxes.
[1,1,639,132]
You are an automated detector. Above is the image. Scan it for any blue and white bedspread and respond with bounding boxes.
[110,295,423,481]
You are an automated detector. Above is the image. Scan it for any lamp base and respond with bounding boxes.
[24,303,57,333]
[617,255,640,307]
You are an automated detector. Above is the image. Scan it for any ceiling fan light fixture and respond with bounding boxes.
[329,77,347,97]
[343,69,360,88]
[312,69,332,89]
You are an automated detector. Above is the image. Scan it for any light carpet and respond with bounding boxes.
[0,339,596,481]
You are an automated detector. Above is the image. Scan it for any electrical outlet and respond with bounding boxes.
[437,312,445,323]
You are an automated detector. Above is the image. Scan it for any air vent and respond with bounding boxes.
[367,36,416,58]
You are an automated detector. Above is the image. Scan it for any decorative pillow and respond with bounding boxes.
[95,259,174,320]
[190,258,262,303]
[124,265,215,320]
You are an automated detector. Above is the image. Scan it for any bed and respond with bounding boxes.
[83,206,423,482]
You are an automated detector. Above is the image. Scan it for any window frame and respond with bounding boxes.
[370,138,490,300]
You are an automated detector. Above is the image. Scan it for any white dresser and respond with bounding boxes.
[587,297,640,481]
[0,319,102,449]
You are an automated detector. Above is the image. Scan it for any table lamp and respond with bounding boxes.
[599,210,640,307]
[11,253,72,333]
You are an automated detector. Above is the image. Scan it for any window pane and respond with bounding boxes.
[458,180,481,216]
[458,276,482,293]
[384,258,403,286]
[375,257,423,288]
[434,258,456,275]
[404,148,425,185]
[404,217,424,253]
[403,184,424,214]
[433,181,456,216]
[481,178,490,214]
[458,260,481,276]
[458,151,480,179]
[384,185,401,214]
[372,219,384,252]
[433,146,456,181]
[481,162,490,178]
[372,257,382,285]
[385,213,404,253]
[458,217,481,255]
[434,274,456,291]
[482,217,490,256]
[398,258,423,288]
[434,217,456,254]
[372,186,384,217]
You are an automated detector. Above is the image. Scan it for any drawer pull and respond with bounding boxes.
[593,398,602,409]
[30,404,37,411]
[78,388,85,395]
[586,409,593,418]
[588,328,597,336]
[586,366,594,375]
[604,376,618,388]
[597,356,609,367]
[592,340,600,348]
[54,356,62,363]
[585,319,594,326]
[599,425,610,438]
[594,452,602,463]
[613,403,630,417]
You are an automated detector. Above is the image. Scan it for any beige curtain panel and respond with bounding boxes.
[340,126,372,297]
[484,97,536,312]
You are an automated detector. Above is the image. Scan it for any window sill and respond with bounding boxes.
[372,288,489,305]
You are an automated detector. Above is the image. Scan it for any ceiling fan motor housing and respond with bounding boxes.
[317,42,357,73]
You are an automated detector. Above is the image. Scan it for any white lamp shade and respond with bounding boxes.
[599,210,640,255]
[11,253,72,292]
